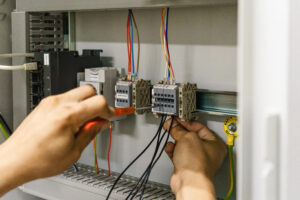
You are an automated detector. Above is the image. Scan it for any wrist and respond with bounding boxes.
[171,170,216,200]
[0,142,34,196]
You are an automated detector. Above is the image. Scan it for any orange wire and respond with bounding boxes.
[107,124,112,177]
[107,124,112,176]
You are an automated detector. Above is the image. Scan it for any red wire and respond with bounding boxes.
[127,14,132,75]
[94,137,100,174]
[161,9,175,79]
[107,124,112,177]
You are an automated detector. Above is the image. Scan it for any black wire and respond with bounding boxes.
[139,125,172,199]
[127,126,167,200]
[105,116,167,200]
[129,117,174,200]
[0,113,12,135]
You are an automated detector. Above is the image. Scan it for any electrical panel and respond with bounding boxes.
[28,50,102,111]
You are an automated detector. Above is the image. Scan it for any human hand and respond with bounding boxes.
[0,85,114,196]
[163,118,227,200]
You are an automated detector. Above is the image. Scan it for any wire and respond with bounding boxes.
[126,117,174,200]
[107,123,112,177]
[225,145,234,200]
[0,122,9,140]
[127,12,132,78]
[131,11,140,75]
[0,62,37,71]
[0,53,34,58]
[126,120,167,200]
[106,116,167,200]
[129,10,135,75]
[94,135,100,174]
[165,8,175,80]
[0,113,12,136]
[160,9,173,81]
[73,164,79,172]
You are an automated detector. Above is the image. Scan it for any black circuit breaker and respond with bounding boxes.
[28,50,103,111]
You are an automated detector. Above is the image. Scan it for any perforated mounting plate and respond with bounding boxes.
[21,163,175,200]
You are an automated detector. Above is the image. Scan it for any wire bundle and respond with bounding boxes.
[127,9,140,80]
[225,145,234,200]
[106,116,174,200]
[161,8,175,84]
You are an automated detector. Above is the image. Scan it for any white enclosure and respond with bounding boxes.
[0,0,299,199]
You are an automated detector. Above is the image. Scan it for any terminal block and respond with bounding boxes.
[178,83,197,121]
[132,79,152,114]
[115,81,133,108]
[152,84,179,116]
[152,82,197,121]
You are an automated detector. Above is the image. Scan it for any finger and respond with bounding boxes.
[165,142,175,160]
[75,95,115,125]
[163,119,188,141]
[75,120,110,152]
[62,85,97,102]
[176,118,216,141]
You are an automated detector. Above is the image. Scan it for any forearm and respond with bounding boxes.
[174,170,216,200]
[0,142,32,197]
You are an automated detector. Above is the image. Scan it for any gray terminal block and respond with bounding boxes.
[79,81,103,95]
[115,81,132,108]
[152,84,178,115]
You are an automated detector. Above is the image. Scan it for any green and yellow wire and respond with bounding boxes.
[225,145,234,200]
[0,122,9,140]
[94,135,100,174]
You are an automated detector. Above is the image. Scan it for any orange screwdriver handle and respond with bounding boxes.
[114,107,135,117]
[82,107,135,131]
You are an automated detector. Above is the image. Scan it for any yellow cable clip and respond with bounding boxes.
[223,116,238,146]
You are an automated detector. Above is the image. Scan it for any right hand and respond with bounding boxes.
[163,118,227,200]
[0,85,115,196]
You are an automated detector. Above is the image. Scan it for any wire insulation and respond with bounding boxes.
[225,145,234,200]
[94,136,100,174]
[131,11,140,75]
[0,122,9,139]
[108,123,112,177]
[106,116,167,200]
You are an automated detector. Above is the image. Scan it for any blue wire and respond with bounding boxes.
[129,10,135,75]
[166,8,170,79]
[73,164,79,172]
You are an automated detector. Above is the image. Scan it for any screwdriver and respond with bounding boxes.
[83,106,155,131]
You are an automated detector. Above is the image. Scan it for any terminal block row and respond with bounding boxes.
[152,84,178,116]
